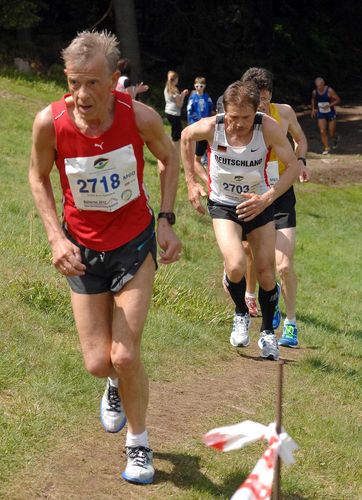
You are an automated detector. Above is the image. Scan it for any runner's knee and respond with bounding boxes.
[224,259,245,282]
[83,354,112,378]
[277,260,293,279]
[255,264,275,290]
[111,344,142,376]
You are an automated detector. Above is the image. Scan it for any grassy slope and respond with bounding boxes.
[0,75,361,498]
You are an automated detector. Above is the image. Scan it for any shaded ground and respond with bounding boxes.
[2,101,361,500]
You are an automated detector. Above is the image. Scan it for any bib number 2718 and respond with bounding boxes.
[77,173,121,193]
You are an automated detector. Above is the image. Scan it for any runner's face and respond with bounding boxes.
[65,54,118,121]
[225,103,256,136]
[315,78,325,92]
[258,90,272,113]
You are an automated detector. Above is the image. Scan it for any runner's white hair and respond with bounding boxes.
[62,30,120,73]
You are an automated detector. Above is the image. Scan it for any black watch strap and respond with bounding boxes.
[157,212,176,225]
[297,157,307,166]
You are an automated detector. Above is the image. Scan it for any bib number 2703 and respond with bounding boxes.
[222,182,250,194]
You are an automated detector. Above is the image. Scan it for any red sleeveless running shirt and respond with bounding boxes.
[51,91,152,251]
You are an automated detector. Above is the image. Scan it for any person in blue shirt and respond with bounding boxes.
[187,76,214,183]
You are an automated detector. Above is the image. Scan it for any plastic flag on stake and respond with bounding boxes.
[203,420,298,500]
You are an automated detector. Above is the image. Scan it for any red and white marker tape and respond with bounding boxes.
[203,420,298,500]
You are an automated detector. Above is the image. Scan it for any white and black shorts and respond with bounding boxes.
[64,220,157,295]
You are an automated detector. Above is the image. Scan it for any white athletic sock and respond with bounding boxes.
[126,430,149,448]
[108,377,119,388]
[245,291,256,299]
[285,317,296,325]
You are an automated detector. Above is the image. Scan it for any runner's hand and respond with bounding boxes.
[157,221,182,264]
[236,193,268,222]
[187,182,207,214]
[51,237,86,276]
[299,165,311,183]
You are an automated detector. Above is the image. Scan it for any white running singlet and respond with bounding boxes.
[208,113,269,205]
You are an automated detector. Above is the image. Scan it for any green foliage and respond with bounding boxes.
[153,266,231,325]
[11,277,72,320]
[1,1,362,104]
[0,1,44,29]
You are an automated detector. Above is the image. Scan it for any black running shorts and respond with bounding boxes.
[207,199,275,236]
[273,186,296,230]
[64,221,157,295]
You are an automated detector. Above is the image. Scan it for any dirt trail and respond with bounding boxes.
[6,343,302,500]
[3,102,361,500]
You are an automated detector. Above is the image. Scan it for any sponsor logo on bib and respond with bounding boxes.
[94,158,109,170]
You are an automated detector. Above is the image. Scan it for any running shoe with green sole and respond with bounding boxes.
[278,323,298,347]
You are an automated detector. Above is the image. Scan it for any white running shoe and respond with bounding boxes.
[100,379,127,433]
[230,313,251,347]
[258,330,280,360]
[121,446,154,484]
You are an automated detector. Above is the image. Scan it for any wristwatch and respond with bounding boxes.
[297,157,307,166]
[157,212,176,225]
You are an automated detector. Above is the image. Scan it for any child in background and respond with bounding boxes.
[187,76,214,183]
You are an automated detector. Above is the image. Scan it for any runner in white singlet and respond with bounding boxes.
[181,80,299,360]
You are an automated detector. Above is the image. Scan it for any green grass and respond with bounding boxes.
[0,76,361,499]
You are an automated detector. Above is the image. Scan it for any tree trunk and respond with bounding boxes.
[112,0,142,82]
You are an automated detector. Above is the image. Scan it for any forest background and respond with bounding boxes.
[1,0,362,108]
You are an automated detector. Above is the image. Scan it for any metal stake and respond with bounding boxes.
[273,360,284,499]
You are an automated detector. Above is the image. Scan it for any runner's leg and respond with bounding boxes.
[242,240,258,316]
[247,222,277,331]
[71,291,115,377]
[111,253,155,435]
[275,227,297,321]
[318,118,329,151]
[213,218,245,283]
[328,118,337,143]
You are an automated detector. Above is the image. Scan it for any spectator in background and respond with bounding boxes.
[311,77,341,155]
[116,58,149,99]
[163,70,189,161]
[187,76,214,184]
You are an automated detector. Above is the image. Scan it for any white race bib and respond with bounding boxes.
[266,160,280,186]
[218,171,261,203]
[318,102,331,113]
[65,145,140,212]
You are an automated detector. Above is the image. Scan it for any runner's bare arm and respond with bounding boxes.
[133,101,181,264]
[28,107,85,275]
[286,106,310,182]
[181,117,215,214]
[237,115,299,221]
[175,89,189,109]
[328,87,341,107]
[311,90,317,118]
